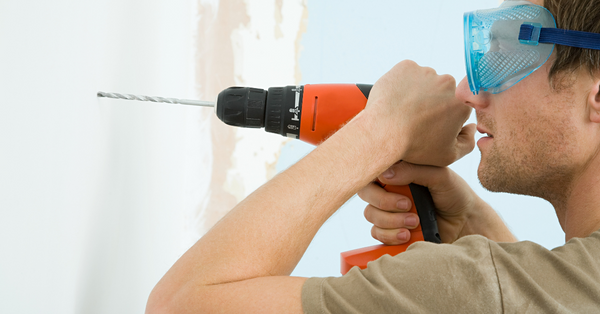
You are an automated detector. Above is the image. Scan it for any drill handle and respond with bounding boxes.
[340,182,440,275]
[381,183,441,244]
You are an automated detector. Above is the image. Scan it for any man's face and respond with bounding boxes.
[455,58,592,204]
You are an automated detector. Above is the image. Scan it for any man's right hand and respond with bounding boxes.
[362,60,475,168]
[357,162,517,245]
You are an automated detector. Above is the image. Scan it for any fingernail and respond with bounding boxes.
[382,168,395,179]
[405,216,418,227]
[397,231,408,241]
[396,199,410,210]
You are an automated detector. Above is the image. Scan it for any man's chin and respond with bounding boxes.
[478,162,537,196]
[477,162,512,193]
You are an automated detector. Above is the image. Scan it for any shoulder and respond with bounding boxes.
[489,230,600,312]
[303,235,502,313]
[303,232,600,313]
[491,229,600,272]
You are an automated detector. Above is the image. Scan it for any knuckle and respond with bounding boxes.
[376,230,394,244]
[378,212,402,229]
[400,161,415,176]
[381,236,394,245]
[424,66,436,75]
[396,60,417,72]
[392,213,406,228]
[364,205,374,222]
[399,59,416,67]
[440,74,456,86]
[357,188,366,200]
[377,196,387,210]
[382,194,401,211]
[371,226,379,240]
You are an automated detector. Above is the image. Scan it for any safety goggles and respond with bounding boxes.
[464,0,600,95]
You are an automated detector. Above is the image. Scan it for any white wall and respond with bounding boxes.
[1,0,307,312]
[1,1,195,313]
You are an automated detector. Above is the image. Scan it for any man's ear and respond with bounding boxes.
[589,77,600,123]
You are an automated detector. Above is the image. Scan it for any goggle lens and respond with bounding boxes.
[464,1,556,95]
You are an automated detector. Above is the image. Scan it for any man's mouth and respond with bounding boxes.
[477,126,494,138]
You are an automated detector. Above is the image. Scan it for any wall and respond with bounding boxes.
[1,1,195,313]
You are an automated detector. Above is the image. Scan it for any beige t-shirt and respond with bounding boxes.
[302,230,600,313]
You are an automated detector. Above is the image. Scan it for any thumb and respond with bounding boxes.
[378,162,448,189]
[454,123,476,160]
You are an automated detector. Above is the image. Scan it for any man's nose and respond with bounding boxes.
[455,76,489,110]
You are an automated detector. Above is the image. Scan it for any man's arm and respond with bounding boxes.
[147,112,399,313]
[146,61,474,313]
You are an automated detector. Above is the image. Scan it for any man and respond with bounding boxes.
[146,0,600,312]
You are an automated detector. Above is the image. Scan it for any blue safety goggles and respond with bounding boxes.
[464,0,600,95]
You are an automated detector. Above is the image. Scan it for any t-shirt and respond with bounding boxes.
[301,230,600,313]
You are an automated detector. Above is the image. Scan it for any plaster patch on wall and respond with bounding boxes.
[274,0,284,39]
[295,1,308,84]
[224,0,306,203]
[189,0,307,241]
[188,0,249,244]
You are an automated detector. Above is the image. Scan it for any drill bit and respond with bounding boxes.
[97,91,215,107]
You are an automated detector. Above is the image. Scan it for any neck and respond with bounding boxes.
[557,150,600,241]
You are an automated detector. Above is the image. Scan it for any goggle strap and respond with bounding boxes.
[519,24,600,50]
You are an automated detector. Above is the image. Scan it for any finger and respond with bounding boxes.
[377,161,451,190]
[357,182,413,212]
[454,123,476,160]
[371,226,412,245]
[364,205,420,229]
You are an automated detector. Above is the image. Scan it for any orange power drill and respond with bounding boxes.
[214,84,441,274]
[98,84,442,274]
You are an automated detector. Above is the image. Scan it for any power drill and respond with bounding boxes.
[98,84,442,274]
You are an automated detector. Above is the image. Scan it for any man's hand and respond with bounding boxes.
[364,60,475,167]
[358,162,518,244]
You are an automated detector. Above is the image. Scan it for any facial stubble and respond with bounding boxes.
[476,111,577,208]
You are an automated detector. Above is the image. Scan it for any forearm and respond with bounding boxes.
[151,111,403,299]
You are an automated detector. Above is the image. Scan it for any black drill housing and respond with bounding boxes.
[215,86,302,138]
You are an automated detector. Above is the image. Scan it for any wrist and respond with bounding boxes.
[355,108,408,167]
[306,110,408,190]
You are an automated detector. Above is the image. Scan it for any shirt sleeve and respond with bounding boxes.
[301,235,502,314]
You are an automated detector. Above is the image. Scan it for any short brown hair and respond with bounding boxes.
[544,0,600,83]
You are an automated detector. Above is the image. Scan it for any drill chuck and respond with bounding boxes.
[215,87,267,128]
[215,86,303,138]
